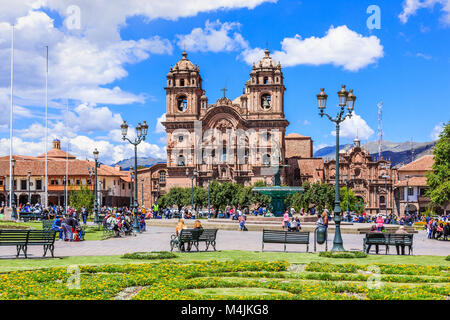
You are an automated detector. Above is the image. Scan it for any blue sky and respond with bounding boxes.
[0,0,449,164]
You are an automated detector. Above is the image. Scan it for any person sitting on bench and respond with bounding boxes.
[395,226,409,255]
[366,225,382,254]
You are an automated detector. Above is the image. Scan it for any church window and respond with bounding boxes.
[177,95,188,112]
[275,77,279,83]
[177,155,185,167]
[263,77,269,84]
[168,80,172,86]
[191,79,195,85]
[380,195,386,204]
[180,79,185,86]
[159,171,166,183]
[262,154,271,166]
[261,94,271,110]
[202,102,206,109]
[178,135,184,142]
[221,147,227,162]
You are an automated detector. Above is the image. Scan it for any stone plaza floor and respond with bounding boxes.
[0,226,448,259]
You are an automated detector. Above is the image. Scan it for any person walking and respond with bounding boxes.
[81,206,88,225]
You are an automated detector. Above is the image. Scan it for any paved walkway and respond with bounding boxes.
[0,227,448,259]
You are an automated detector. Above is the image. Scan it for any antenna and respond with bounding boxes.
[377,101,383,161]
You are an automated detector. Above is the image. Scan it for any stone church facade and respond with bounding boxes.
[323,138,397,215]
[160,50,316,190]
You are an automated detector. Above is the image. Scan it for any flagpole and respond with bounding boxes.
[65,99,69,214]
[45,45,48,209]
[9,24,14,211]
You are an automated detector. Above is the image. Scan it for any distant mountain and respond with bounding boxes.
[313,141,436,167]
[112,156,166,170]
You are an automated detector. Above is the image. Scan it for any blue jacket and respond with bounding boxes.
[51,219,62,230]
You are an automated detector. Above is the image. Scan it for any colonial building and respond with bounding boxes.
[137,163,167,209]
[393,155,449,215]
[161,50,314,191]
[323,138,398,215]
[0,139,132,207]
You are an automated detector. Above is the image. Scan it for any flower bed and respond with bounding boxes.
[0,260,448,300]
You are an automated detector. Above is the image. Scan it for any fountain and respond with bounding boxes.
[252,141,303,216]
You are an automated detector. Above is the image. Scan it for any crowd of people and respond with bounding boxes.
[425,216,449,240]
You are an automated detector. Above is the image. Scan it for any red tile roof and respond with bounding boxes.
[398,155,434,172]
[395,176,428,187]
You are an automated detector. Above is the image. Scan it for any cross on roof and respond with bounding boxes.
[221,87,227,98]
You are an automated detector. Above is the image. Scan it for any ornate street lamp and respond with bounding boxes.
[120,120,148,232]
[93,148,100,224]
[317,85,356,252]
[11,159,16,220]
[186,168,198,212]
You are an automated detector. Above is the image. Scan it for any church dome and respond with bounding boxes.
[256,49,275,69]
[173,51,197,72]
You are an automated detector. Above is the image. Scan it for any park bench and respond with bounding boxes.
[363,233,413,255]
[170,228,218,252]
[386,234,413,255]
[197,229,218,251]
[262,230,310,252]
[363,233,389,254]
[0,229,56,258]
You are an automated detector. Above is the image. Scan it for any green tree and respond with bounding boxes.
[339,186,361,213]
[426,121,450,207]
[68,186,94,213]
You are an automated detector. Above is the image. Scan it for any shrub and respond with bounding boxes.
[319,251,368,259]
[121,251,177,260]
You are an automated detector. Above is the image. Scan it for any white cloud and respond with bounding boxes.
[155,113,166,134]
[66,103,123,133]
[331,113,374,140]
[176,20,248,52]
[430,122,445,140]
[399,0,450,25]
[259,25,384,71]
[416,52,432,60]
[303,120,311,125]
[240,47,266,65]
